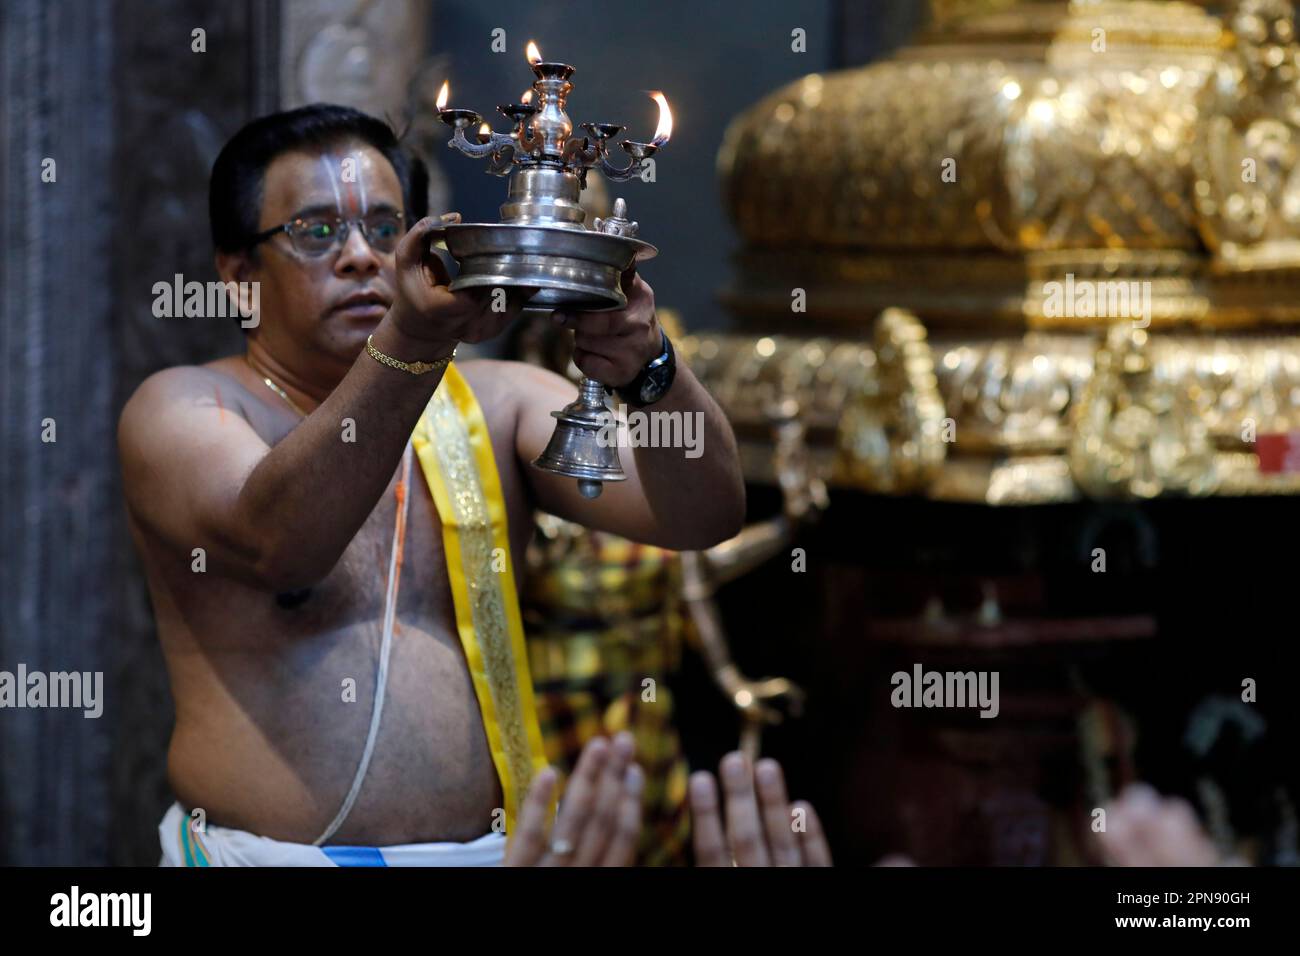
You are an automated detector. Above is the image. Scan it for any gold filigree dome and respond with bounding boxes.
[696,1,1300,506]
[718,1,1232,256]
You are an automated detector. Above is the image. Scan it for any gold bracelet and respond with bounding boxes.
[365,334,456,376]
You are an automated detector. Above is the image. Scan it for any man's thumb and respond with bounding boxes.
[619,260,638,294]
[396,216,438,272]
[398,216,453,286]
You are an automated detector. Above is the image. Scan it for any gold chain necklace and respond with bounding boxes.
[245,353,310,417]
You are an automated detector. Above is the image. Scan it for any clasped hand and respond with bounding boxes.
[389,214,662,384]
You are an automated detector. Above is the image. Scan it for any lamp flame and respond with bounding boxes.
[478,122,492,143]
[436,80,450,111]
[521,89,533,105]
[526,41,542,65]
[650,91,672,145]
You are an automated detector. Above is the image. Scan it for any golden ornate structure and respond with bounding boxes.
[692,0,1300,503]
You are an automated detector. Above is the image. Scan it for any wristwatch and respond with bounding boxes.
[615,330,676,407]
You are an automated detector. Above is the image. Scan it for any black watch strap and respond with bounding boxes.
[614,330,675,408]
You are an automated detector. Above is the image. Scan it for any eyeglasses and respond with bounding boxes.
[250,211,405,257]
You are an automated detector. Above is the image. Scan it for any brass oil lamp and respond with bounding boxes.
[434,41,672,498]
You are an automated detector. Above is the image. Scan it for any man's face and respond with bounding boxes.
[247,142,404,370]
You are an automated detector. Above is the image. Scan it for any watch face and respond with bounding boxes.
[641,368,669,403]
[624,334,674,406]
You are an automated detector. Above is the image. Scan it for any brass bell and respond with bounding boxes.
[531,377,627,498]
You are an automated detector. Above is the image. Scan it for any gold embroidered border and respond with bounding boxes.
[423,375,536,823]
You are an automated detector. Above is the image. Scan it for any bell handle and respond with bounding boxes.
[576,376,609,499]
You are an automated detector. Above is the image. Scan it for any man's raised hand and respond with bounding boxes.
[550,264,662,387]
[505,732,644,867]
[1098,783,1225,867]
[689,752,832,867]
[387,213,533,350]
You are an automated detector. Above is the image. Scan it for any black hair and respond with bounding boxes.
[208,103,428,255]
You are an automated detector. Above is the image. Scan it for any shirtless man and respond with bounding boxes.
[118,104,744,865]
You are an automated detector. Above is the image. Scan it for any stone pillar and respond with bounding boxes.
[0,0,282,865]
[0,0,116,866]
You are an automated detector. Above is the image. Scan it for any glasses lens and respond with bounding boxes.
[362,214,404,253]
[290,218,342,256]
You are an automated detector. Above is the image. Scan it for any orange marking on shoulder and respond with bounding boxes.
[393,476,410,561]
[381,467,412,638]
[213,385,226,424]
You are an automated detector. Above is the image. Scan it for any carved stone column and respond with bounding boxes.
[0,0,116,866]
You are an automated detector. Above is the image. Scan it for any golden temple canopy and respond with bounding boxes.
[686,0,1300,503]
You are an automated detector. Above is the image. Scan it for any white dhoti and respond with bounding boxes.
[158,803,506,867]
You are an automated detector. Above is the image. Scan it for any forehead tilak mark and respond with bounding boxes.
[319,155,344,214]
[353,153,368,215]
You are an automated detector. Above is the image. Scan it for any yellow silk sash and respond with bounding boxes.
[411,363,548,837]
